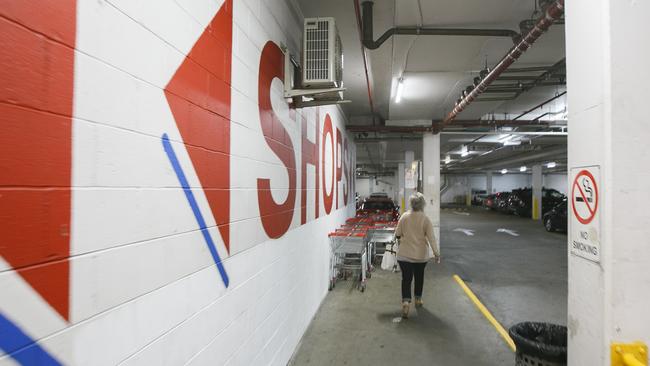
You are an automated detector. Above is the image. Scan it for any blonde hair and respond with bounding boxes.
[409,192,426,211]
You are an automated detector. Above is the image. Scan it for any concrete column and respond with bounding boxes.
[404,150,415,209]
[397,162,405,213]
[567,1,650,364]
[532,165,542,220]
[486,172,493,194]
[423,134,440,251]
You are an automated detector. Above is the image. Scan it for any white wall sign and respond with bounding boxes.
[570,166,601,262]
[405,168,417,189]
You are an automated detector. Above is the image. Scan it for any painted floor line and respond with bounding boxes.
[452,274,516,352]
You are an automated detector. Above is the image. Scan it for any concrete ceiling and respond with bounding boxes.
[296,0,567,174]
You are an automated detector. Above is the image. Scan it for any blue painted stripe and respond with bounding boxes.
[0,312,62,366]
[161,133,230,288]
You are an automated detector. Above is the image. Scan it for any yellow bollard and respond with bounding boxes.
[611,342,648,366]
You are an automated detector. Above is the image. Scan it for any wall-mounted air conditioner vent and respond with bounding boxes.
[303,17,343,89]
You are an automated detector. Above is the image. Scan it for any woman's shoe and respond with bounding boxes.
[401,301,410,318]
[414,297,424,308]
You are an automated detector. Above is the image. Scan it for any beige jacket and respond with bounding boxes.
[395,211,439,261]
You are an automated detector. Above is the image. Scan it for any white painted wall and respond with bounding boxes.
[0,1,356,365]
[543,173,568,194]
[355,175,396,201]
[567,0,650,364]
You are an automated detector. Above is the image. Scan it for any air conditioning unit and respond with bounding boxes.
[302,17,343,89]
[281,17,349,108]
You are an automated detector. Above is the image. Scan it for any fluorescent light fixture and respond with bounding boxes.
[395,78,404,103]
[444,155,451,164]
[547,162,557,168]
[520,166,527,172]
[498,134,513,143]
[501,169,508,174]
[460,144,469,157]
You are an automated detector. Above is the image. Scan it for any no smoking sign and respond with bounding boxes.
[570,166,601,262]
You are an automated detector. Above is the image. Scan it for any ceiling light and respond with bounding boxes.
[547,162,557,168]
[520,166,527,172]
[501,169,508,174]
[460,145,469,157]
[395,77,404,103]
[445,155,451,164]
[504,141,521,146]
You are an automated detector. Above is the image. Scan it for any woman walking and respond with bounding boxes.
[395,192,440,318]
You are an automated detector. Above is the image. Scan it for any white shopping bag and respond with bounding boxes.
[381,242,398,271]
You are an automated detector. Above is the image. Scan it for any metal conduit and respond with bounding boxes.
[440,0,565,127]
[347,119,565,133]
[361,1,519,50]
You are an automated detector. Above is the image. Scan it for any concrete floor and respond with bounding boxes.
[289,207,567,366]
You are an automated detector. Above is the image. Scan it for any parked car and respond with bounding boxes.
[483,194,497,210]
[543,199,568,232]
[507,188,566,217]
[357,196,399,221]
[471,190,488,206]
[495,192,512,213]
[507,188,532,216]
[542,188,566,214]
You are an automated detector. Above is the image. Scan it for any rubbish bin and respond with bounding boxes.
[509,322,567,366]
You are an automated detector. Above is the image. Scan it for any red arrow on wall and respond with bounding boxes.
[0,0,77,320]
[164,0,233,252]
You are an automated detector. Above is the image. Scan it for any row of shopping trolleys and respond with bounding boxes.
[327,216,398,292]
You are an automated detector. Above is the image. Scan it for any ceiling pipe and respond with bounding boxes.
[361,1,520,50]
[353,0,377,125]
[513,91,567,120]
[440,0,565,128]
[503,65,560,73]
[348,119,566,133]
[448,146,567,170]
[484,81,566,92]
[496,75,563,81]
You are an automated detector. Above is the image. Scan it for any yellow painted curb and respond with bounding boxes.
[453,275,516,352]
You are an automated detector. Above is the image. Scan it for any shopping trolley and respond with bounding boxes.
[328,231,368,292]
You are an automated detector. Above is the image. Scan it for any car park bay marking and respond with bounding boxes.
[497,228,519,237]
[452,211,471,216]
[453,228,475,236]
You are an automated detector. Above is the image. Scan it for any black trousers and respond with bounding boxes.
[397,261,427,301]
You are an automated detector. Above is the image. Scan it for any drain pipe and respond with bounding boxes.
[440,0,565,127]
[361,1,520,50]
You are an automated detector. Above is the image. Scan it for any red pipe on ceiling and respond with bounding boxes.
[440,0,565,128]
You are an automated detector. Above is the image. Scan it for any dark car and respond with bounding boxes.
[508,188,566,217]
[507,188,532,216]
[543,199,568,232]
[357,196,399,221]
[495,192,512,213]
[542,189,566,214]
[483,194,497,210]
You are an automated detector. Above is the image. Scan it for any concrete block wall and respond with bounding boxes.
[0,1,355,365]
